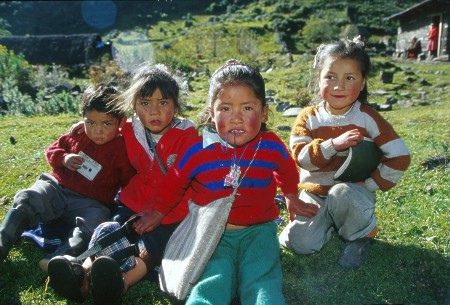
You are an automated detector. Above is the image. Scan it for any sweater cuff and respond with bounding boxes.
[281,184,300,196]
[53,153,67,168]
[320,139,337,160]
[365,178,379,192]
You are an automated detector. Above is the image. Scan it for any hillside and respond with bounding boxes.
[0,1,419,45]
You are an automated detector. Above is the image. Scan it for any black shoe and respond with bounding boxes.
[91,256,124,305]
[337,238,372,270]
[48,255,86,303]
[40,227,90,272]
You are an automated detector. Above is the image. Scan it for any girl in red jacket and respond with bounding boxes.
[48,64,198,304]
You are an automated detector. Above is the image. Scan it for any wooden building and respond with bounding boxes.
[387,0,450,60]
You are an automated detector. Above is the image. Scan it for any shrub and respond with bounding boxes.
[0,45,33,93]
[33,64,69,90]
[302,16,340,43]
[36,90,80,115]
[155,52,193,73]
[0,18,11,36]
[296,87,312,107]
[88,60,126,84]
[1,76,36,116]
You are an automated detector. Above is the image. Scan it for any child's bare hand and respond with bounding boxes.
[285,194,319,221]
[69,121,85,135]
[331,129,363,151]
[63,154,84,171]
[133,210,164,235]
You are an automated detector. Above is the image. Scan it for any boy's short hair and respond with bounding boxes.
[81,83,125,121]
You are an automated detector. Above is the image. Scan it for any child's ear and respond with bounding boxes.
[118,116,127,128]
[262,104,269,123]
[209,107,215,122]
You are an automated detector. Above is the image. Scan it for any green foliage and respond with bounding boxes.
[33,64,69,90]
[35,91,80,116]
[0,45,33,92]
[302,16,340,43]
[155,52,193,73]
[1,76,37,116]
[0,17,11,35]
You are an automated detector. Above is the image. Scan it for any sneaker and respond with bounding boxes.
[337,237,372,270]
[91,256,124,305]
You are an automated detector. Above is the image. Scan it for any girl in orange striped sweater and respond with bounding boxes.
[279,37,411,269]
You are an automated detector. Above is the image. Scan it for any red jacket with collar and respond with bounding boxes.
[118,118,197,225]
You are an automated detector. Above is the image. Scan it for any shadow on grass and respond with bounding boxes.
[281,235,449,305]
[0,240,50,304]
[1,236,448,305]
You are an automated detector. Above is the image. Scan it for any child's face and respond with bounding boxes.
[135,88,175,135]
[319,57,366,115]
[211,84,268,147]
[83,110,121,145]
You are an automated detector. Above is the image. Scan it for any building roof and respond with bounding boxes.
[386,0,450,20]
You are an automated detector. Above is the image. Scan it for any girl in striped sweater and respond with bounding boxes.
[279,37,411,269]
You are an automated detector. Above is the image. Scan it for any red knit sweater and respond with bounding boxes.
[155,131,300,226]
[46,133,136,206]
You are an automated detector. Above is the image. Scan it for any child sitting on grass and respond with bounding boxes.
[279,36,411,269]
[0,83,135,269]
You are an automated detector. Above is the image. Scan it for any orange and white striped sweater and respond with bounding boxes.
[290,101,410,196]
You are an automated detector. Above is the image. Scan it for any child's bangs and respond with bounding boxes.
[138,82,158,99]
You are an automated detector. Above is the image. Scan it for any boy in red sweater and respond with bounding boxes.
[0,83,136,269]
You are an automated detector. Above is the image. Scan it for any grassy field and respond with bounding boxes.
[0,56,449,305]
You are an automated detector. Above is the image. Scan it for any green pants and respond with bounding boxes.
[186,221,285,305]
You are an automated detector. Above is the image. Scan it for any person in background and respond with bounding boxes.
[404,36,421,59]
[279,37,411,270]
[427,22,439,59]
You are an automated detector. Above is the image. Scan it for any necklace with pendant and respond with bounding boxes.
[223,132,249,188]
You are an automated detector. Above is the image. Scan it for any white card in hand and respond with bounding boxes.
[77,151,102,181]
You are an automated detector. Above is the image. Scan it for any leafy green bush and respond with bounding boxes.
[1,76,36,116]
[35,90,80,115]
[155,52,193,73]
[302,16,340,43]
[0,18,11,36]
[33,64,69,90]
[0,45,33,93]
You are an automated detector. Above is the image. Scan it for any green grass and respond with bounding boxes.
[1,58,449,304]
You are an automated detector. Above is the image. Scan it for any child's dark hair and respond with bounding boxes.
[119,63,183,115]
[310,36,371,104]
[81,82,124,120]
[201,59,267,131]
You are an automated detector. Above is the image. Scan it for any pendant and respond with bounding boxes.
[224,164,241,188]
